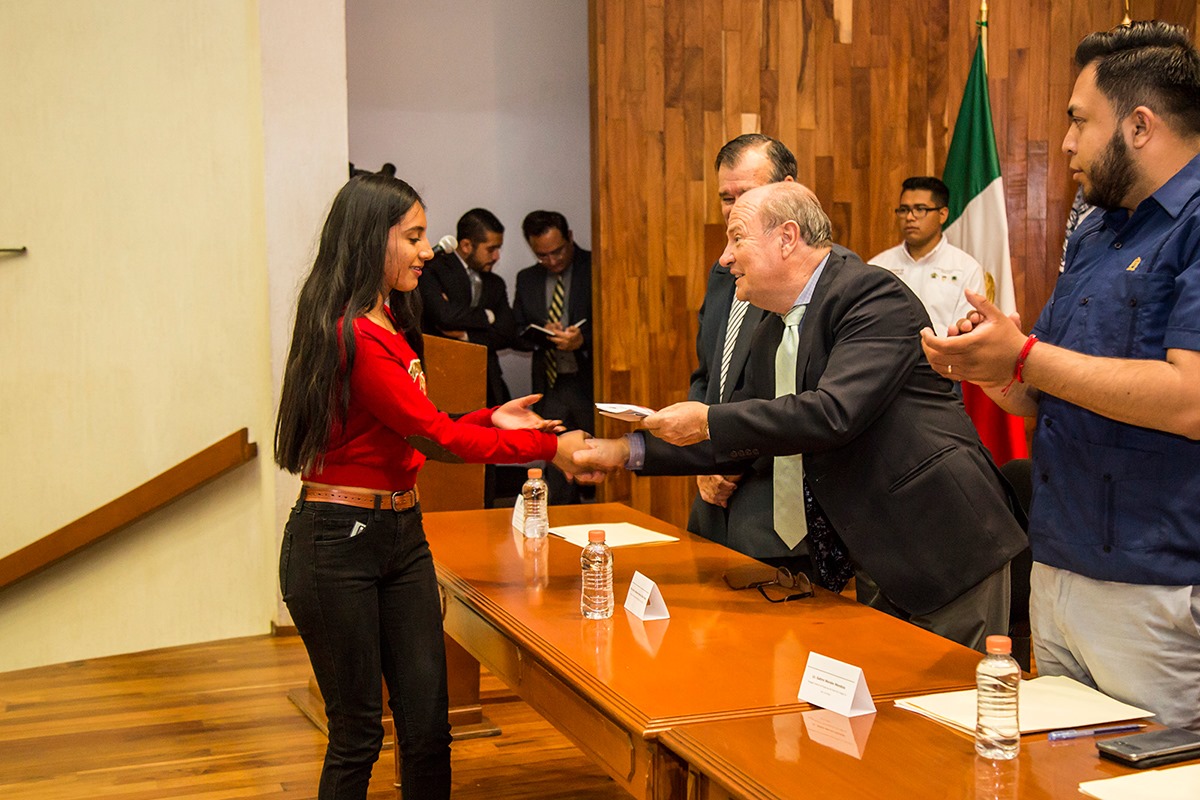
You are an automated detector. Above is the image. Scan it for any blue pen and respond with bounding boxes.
[1047,723,1146,741]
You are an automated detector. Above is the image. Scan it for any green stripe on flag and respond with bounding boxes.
[943,37,1002,229]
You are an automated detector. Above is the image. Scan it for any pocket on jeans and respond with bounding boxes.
[313,508,371,545]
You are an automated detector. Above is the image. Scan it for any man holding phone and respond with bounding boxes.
[514,210,594,503]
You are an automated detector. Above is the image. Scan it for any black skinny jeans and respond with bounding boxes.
[281,496,452,799]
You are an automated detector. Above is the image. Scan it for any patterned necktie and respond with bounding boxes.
[773,305,808,548]
[545,275,565,388]
[719,297,750,399]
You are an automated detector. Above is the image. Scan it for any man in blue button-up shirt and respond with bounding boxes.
[923,21,1200,730]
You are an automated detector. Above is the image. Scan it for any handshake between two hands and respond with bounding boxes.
[492,394,710,485]
[557,400,712,485]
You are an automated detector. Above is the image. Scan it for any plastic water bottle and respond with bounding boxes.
[975,634,1021,759]
[580,529,614,619]
[521,468,549,539]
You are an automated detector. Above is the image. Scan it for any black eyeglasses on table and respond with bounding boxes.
[722,565,814,603]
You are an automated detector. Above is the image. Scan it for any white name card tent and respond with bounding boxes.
[798,652,876,718]
[623,570,670,621]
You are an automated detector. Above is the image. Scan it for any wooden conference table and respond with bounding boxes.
[655,704,1200,799]
[424,503,984,799]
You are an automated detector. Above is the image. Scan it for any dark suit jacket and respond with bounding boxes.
[686,261,767,546]
[512,247,593,398]
[415,252,516,407]
[642,246,1027,615]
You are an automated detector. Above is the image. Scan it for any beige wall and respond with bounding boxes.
[0,0,347,672]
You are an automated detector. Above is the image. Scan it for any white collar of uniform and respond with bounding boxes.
[903,235,947,266]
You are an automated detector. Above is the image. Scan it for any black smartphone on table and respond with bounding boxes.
[1096,727,1200,769]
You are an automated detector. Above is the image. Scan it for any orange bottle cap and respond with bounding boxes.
[985,635,1012,654]
[528,468,543,479]
[588,529,606,543]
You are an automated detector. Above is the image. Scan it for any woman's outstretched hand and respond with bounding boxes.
[492,394,564,432]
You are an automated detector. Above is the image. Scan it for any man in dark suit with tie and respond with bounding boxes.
[689,134,797,549]
[576,182,1026,650]
[416,207,517,408]
[513,210,593,504]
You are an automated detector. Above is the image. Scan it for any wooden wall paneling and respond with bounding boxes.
[1025,6,1053,322]
[1157,1,1199,25]
[780,0,804,140]
[724,28,745,145]
[926,3,953,177]
[828,35,851,203]
[704,0,727,115]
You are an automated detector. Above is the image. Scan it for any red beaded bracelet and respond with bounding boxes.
[1002,334,1039,394]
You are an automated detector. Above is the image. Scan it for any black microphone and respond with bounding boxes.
[431,234,457,256]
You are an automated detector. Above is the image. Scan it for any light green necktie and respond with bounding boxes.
[773,305,808,548]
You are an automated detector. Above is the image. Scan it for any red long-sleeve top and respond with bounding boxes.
[303,316,557,491]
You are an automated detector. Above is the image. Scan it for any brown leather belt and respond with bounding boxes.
[303,486,419,512]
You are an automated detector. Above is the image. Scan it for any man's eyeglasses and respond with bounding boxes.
[893,205,945,219]
[534,242,570,264]
[723,565,814,603]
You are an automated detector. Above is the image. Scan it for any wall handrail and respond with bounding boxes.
[0,428,258,593]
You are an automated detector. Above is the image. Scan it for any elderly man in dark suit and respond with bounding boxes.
[576,182,1026,651]
[687,134,795,551]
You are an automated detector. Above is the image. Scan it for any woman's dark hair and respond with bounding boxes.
[275,173,424,474]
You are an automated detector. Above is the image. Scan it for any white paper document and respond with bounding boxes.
[895,675,1153,735]
[595,402,656,422]
[797,652,876,717]
[623,570,670,620]
[550,522,678,548]
[1079,763,1200,800]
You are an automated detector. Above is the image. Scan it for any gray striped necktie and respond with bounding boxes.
[545,275,565,387]
[719,297,750,399]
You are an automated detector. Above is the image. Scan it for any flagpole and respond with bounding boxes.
[979,0,989,70]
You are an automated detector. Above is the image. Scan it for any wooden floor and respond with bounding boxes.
[0,635,628,800]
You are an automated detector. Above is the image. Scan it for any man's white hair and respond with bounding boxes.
[757,182,833,248]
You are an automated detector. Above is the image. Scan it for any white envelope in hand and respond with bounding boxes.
[596,402,656,422]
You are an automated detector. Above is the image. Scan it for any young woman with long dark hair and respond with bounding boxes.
[275,172,586,798]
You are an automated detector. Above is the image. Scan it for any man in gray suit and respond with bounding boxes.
[688,135,796,553]
[577,182,1026,650]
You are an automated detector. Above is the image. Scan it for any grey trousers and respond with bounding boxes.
[857,563,1011,653]
[1031,562,1200,732]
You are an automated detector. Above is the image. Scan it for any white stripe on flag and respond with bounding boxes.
[943,177,1016,316]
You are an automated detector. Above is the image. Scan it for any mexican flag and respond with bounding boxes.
[941,29,1028,465]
